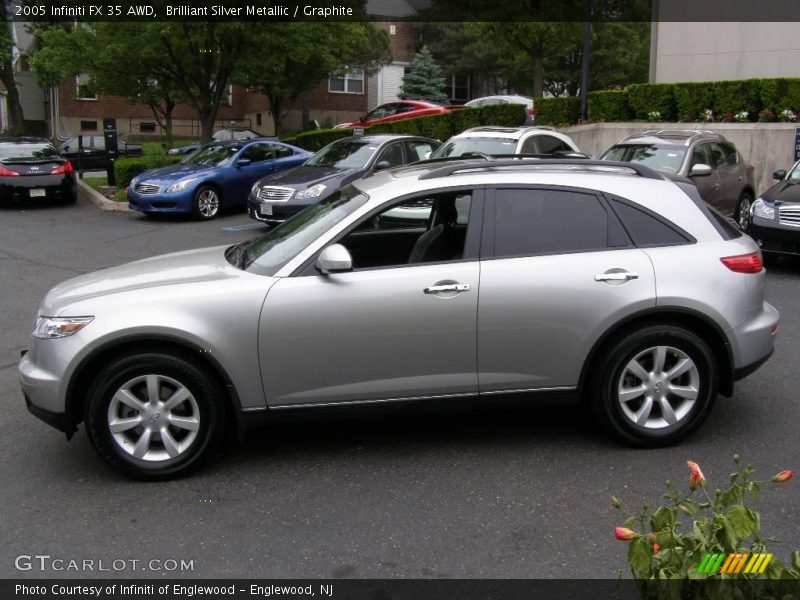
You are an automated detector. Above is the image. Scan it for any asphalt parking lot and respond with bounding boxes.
[0,196,797,580]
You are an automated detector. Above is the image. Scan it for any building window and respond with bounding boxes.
[329,67,364,94]
[139,122,156,133]
[75,74,97,100]
[256,113,262,126]
[445,75,470,104]
[80,120,98,131]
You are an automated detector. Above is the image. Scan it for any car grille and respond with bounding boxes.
[257,186,294,202]
[779,205,800,227]
[135,183,161,195]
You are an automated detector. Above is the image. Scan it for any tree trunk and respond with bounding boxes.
[3,81,25,135]
[163,99,176,147]
[267,95,283,137]
[199,109,215,143]
[301,93,310,131]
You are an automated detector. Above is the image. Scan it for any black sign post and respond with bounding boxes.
[103,118,118,186]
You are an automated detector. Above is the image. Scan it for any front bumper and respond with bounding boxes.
[19,350,76,437]
[247,198,308,224]
[749,218,800,256]
[128,188,192,214]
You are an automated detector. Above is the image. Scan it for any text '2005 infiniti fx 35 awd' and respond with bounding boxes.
[20,159,779,479]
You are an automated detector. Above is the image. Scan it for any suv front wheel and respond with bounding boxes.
[86,352,224,479]
[591,325,717,446]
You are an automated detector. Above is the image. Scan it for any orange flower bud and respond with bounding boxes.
[687,460,706,490]
[614,527,637,541]
[772,469,795,483]
[611,496,622,509]
[653,543,661,553]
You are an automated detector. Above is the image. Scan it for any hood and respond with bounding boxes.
[259,164,356,189]
[762,179,800,204]
[42,246,239,315]
[136,163,213,185]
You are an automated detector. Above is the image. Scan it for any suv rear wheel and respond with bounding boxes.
[86,353,224,479]
[591,325,717,446]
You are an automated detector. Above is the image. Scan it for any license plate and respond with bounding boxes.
[259,204,273,216]
[30,189,46,198]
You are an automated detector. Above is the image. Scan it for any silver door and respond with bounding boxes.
[689,143,724,212]
[477,249,656,392]
[259,262,479,407]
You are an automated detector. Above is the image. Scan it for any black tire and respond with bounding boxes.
[590,325,717,447]
[736,191,754,230]
[192,185,220,220]
[86,352,224,480]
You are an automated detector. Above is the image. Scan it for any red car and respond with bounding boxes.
[334,100,452,129]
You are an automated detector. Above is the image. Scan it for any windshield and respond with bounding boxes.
[181,144,240,167]
[236,185,368,275]
[787,162,800,181]
[431,137,518,158]
[306,140,379,169]
[0,144,58,160]
[602,144,687,174]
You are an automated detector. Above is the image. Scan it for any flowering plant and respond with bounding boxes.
[647,111,661,122]
[758,108,776,122]
[701,109,714,123]
[613,457,799,599]
[779,109,797,123]
[734,111,750,123]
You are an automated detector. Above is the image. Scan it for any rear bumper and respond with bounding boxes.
[729,301,779,378]
[0,175,76,202]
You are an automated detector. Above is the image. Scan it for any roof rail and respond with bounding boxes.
[462,126,521,133]
[417,159,664,181]
[639,129,719,137]
[412,151,591,167]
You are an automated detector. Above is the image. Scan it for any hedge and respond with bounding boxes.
[114,155,182,187]
[713,79,762,118]
[627,83,676,121]
[587,90,632,122]
[672,82,715,122]
[282,103,527,151]
[534,96,580,126]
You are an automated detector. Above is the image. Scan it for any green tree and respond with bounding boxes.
[235,21,390,135]
[1,1,25,135]
[399,46,448,104]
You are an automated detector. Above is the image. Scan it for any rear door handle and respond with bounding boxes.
[424,283,470,294]
[594,271,638,282]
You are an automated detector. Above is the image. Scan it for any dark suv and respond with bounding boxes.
[601,130,755,228]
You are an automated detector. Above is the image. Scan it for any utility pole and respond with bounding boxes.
[579,0,592,121]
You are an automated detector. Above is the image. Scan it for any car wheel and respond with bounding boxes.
[86,352,224,479]
[590,325,717,447]
[192,186,220,220]
[736,191,753,230]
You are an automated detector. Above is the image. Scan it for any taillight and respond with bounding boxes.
[51,161,74,175]
[528,106,536,116]
[0,165,20,177]
[721,251,763,273]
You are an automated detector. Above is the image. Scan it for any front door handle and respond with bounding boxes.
[594,271,638,282]
[424,283,470,294]
[712,183,721,191]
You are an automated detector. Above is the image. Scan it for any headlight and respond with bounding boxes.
[165,177,198,193]
[751,198,775,220]
[250,181,261,197]
[33,316,93,339]
[294,183,327,200]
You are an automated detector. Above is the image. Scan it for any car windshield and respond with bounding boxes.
[181,144,240,167]
[602,144,687,174]
[305,140,379,169]
[787,162,800,181]
[0,144,58,160]
[234,185,368,275]
[431,137,518,158]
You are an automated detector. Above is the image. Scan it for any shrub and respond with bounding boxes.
[114,155,182,187]
[672,81,715,122]
[760,77,800,114]
[627,83,676,121]
[588,90,632,122]
[535,96,580,126]
[281,103,527,150]
[713,79,761,121]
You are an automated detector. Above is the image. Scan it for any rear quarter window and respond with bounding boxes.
[608,197,694,247]
[671,181,742,240]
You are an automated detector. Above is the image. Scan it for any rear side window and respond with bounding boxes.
[609,198,692,247]
[672,181,742,240]
[493,188,619,257]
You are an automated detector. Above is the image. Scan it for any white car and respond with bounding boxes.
[465,95,536,125]
[430,126,583,159]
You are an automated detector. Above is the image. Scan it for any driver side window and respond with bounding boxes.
[335,191,474,271]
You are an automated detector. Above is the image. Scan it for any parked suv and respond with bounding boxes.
[430,126,582,159]
[601,130,755,227]
[20,159,778,478]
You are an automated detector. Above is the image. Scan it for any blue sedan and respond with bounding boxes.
[128,139,311,220]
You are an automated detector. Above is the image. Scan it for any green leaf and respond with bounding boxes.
[651,506,676,531]
[692,520,708,544]
[747,481,761,500]
[718,484,743,507]
[726,505,758,539]
[628,537,652,574]
[791,550,800,572]
[716,515,739,549]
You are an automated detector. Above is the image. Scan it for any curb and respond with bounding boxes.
[77,179,129,212]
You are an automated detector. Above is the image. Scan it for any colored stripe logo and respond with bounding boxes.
[697,553,773,574]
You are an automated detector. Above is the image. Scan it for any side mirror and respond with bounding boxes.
[236,159,252,167]
[423,151,432,160]
[773,169,787,181]
[689,163,712,177]
[374,160,392,171]
[315,244,352,275]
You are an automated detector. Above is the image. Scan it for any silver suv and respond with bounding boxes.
[601,130,756,228]
[20,159,779,479]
